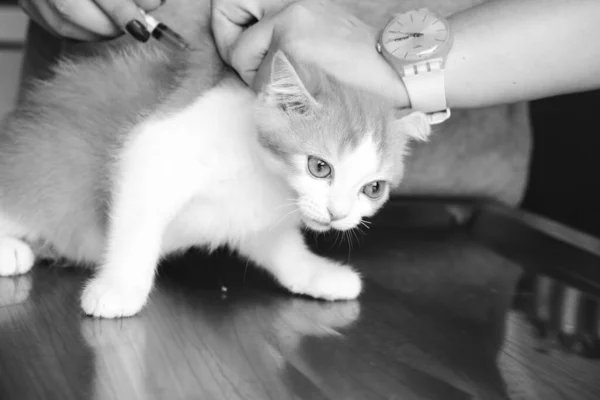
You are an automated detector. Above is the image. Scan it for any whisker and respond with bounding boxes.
[269,207,300,231]
[355,226,364,237]
[274,199,299,210]
[352,228,362,246]
[312,229,320,245]
[329,230,341,250]
[274,204,297,211]
[299,224,307,234]
[243,259,250,285]
[359,220,371,230]
[345,231,353,261]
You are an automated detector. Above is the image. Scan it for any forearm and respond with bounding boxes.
[389,0,600,110]
[445,0,600,108]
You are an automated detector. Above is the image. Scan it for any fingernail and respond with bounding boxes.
[125,20,150,42]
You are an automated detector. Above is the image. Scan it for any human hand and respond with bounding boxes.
[211,0,409,108]
[19,0,164,42]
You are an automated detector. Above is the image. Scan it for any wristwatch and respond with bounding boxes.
[376,8,453,124]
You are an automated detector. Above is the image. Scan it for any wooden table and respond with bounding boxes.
[1,199,599,400]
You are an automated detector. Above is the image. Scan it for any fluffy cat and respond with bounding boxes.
[0,0,431,318]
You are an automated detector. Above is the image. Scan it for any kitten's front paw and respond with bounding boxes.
[0,275,32,307]
[0,237,35,276]
[81,275,152,318]
[282,258,362,301]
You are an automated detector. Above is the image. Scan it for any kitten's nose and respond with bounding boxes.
[327,208,349,222]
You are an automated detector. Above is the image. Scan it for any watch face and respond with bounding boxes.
[381,9,450,62]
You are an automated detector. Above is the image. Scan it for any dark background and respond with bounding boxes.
[522,89,600,238]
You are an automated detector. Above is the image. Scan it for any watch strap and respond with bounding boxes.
[401,61,451,125]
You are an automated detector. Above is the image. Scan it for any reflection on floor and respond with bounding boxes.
[1,223,599,400]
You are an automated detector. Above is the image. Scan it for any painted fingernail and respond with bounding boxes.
[125,20,150,42]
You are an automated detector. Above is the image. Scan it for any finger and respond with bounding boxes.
[228,15,276,85]
[211,0,289,64]
[133,0,164,11]
[18,0,60,35]
[211,6,246,62]
[211,0,260,62]
[91,0,152,41]
[53,17,108,41]
[50,0,121,38]
[20,0,105,40]
[51,0,164,39]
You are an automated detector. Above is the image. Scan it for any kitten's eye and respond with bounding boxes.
[307,156,332,179]
[362,181,386,199]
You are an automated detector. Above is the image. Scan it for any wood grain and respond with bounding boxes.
[1,202,599,400]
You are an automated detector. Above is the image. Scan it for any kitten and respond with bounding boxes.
[0,2,431,318]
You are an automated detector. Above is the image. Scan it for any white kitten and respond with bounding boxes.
[0,32,430,318]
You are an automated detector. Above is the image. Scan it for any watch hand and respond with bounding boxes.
[392,33,423,41]
[391,32,424,41]
[390,30,422,36]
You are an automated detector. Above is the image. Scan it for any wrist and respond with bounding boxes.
[379,58,411,110]
[366,25,411,109]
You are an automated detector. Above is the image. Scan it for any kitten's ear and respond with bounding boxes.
[392,111,432,142]
[263,51,320,115]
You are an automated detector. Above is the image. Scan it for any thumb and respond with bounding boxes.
[211,0,263,64]
[228,16,276,86]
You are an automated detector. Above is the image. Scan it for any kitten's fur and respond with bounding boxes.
[0,0,430,318]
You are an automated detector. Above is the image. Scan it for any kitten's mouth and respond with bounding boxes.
[302,217,331,232]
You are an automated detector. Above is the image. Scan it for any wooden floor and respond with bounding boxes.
[1,201,599,400]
